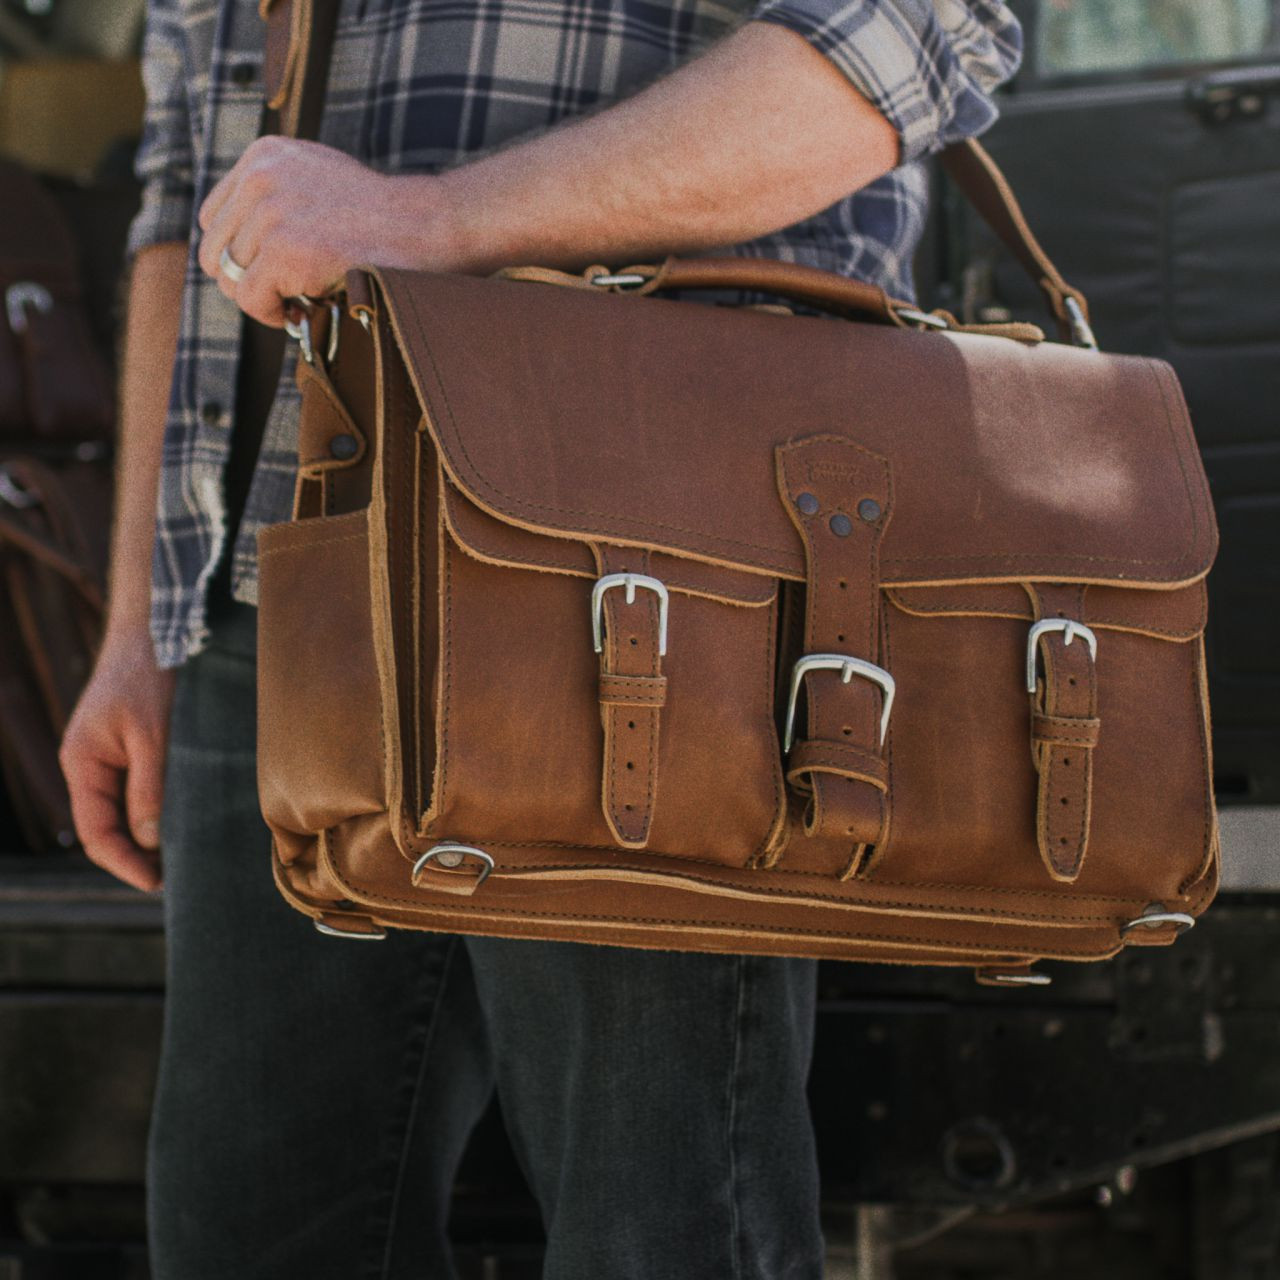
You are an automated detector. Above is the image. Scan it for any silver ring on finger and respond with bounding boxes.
[219,246,248,283]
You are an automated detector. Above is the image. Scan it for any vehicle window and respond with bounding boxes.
[1031,0,1279,77]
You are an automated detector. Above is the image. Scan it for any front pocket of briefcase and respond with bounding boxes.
[257,510,385,847]
[873,582,1216,903]
[418,492,787,868]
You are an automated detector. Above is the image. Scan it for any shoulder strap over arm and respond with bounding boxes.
[260,0,341,141]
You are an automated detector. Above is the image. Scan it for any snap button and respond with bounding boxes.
[829,513,853,537]
[329,433,359,460]
[796,492,819,516]
[858,498,882,522]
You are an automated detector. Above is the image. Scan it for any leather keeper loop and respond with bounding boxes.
[1032,711,1100,749]
[598,672,668,708]
[786,739,888,793]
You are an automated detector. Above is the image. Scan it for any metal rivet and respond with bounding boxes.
[830,513,853,537]
[329,433,358,460]
[796,492,819,516]
[858,498,882,523]
[435,849,464,868]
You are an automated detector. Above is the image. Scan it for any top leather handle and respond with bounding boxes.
[264,1,1093,346]
[637,139,1093,346]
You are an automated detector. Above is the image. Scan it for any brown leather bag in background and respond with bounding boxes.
[0,158,114,443]
[0,158,116,853]
[0,457,109,850]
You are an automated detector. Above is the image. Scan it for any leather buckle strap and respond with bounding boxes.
[592,555,667,848]
[1026,588,1100,883]
[776,436,893,876]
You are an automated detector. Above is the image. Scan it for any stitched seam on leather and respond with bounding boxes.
[397,286,1207,582]
[751,590,788,867]
[330,889,1124,954]
[1179,639,1217,897]
[258,530,366,558]
[320,845,1125,939]
[885,594,1203,640]
[443,490,775,607]
[398,287,795,566]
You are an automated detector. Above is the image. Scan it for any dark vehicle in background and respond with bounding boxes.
[0,0,1277,1275]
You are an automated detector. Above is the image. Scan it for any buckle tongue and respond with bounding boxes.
[1025,618,1098,694]
[591,573,669,657]
[784,653,895,753]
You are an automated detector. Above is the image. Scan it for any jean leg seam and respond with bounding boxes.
[725,953,749,1280]
[362,935,462,1280]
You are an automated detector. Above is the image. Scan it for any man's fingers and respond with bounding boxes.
[123,723,166,853]
[63,745,162,892]
[233,261,288,327]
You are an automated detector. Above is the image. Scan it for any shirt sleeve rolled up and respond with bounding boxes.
[748,0,1023,163]
[126,0,197,260]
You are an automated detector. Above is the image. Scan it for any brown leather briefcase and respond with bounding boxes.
[256,142,1219,983]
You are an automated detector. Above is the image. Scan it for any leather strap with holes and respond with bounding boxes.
[594,546,666,848]
[1027,584,1100,882]
[776,436,892,878]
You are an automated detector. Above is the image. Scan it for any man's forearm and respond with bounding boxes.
[107,240,188,639]
[431,22,900,274]
[196,21,899,322]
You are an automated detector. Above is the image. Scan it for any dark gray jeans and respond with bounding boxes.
[149,598,823,1279]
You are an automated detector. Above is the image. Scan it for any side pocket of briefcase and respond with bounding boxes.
[257,509,385,854]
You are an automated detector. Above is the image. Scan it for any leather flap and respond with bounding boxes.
[443,478,775,605]
[888,580,1207,640]
[372,268,1217,589]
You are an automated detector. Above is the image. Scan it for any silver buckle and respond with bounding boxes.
[411,843,495,887]
[894,306,949,331]
[1063,295,1099,351]
[1025,618,1098,694]
[588,272,648,289]
[1122,903,1196,937]
[591,573,669,657]
[283,294,319,364]
[6,281,53,335]
[0,464,37,510]
[784,653,895,753]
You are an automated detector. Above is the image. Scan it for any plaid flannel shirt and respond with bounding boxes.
[129,0,1022,669]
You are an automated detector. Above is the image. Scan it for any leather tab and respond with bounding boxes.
[598,672,667,708]
[776,436,892,870]
[595,547,665,848]
[1028,584,1099,882]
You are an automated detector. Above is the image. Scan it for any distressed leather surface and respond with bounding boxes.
[258,265,1219,970]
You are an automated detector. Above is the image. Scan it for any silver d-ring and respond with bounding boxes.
[411,843,495,888]
[314,919,388,941]
[983,970,1053,987]
[218,246,247,283]
[1122,905,1196,936]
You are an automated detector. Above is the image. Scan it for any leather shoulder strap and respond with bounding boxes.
[260,0,341,142]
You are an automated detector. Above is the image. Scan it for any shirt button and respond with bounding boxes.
[231,62,257,85]
[201,401,225,426]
